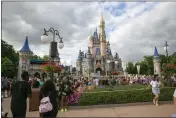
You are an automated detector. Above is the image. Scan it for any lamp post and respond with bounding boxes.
[164,41,169,63]
[41,27,64,80]
[137,65,140,76]
[115,60,118,71]
[107,60,111,76]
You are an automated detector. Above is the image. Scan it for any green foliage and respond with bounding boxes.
[78,88,174,105]
[42,55,49,61]
[126,62,135,74]
[86,84,146,92]
[1,57,15,77]
[30,55,42,60]
[126,54,176,75]
[1,40,19,77]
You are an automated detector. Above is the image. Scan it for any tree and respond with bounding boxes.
[42,55,49,61]
[1,39,19,77]
[2,57,14,77]
[126,62,135,74]
[30,55,42,60]
[143,56,153,75]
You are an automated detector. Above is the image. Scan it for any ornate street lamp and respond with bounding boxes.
[41,27,64,80]
[164,41,169,63]
[137,65,140,76]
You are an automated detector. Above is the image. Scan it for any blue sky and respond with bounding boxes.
[104,2,159,37]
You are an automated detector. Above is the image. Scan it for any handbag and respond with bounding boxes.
[39,92,53,113]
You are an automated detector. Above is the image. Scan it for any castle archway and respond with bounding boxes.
[96,68,102,74]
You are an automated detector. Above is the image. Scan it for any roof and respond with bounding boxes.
[93,29,99,42]
[30,59,48,64]
[19,36,32,52]
[96,48,101,55]
[154,46,159,57]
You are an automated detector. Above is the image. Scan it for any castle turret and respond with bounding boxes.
[89,32,93,54]
[76,50,82,76]
[99,12,106,56]
[18,35,33,80]
[153,46,161,76]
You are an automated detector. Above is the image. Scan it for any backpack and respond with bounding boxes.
[39,92,53,113]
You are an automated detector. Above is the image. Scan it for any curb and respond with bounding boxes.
[68,101,173,110]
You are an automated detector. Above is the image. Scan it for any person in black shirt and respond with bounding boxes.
[10,71,32,118]
[60,76,73,112]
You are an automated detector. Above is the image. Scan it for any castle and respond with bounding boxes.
[76,14,123,77]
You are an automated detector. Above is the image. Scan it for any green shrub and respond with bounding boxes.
[78,87,174,106]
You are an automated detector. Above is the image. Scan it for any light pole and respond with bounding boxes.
[164,41,169,63]
[115,60,118,71]
[137,65,140,76]
[107,60,110,76]
[41,27,64,80]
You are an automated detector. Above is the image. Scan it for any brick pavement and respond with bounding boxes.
[2,98,176,117]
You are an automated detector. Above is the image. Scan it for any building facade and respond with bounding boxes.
[17,36,76,80]
[76,14,123,77]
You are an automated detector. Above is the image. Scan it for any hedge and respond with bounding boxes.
[77,87,175,106]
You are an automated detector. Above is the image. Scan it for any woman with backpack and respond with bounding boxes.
[39,79,59,118]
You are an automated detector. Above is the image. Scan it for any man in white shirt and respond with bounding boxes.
[94,78,99,88]
[149,75,161,106]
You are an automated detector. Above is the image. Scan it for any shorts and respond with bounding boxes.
[152,87,160,95]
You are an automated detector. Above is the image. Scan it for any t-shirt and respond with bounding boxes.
[150,80,160,88]
[94,78,99,86]
[11,81,32,103]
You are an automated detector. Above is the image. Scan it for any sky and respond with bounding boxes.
[2,2,176,67]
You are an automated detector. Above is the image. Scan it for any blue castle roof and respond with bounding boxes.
[93,28,99,41]
[96,48,101,55]
[19,36,32,52]
[154,46,159,57]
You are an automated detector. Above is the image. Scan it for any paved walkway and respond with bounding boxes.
[2,98,176,117]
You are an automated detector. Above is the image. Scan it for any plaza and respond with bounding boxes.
[2,98,176,117]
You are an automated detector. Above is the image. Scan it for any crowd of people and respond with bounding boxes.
[1,71,87,118]
[1,71,176,118]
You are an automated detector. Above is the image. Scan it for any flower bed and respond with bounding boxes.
[77,87,174,106]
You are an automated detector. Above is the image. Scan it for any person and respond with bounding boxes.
[29,80,40,111]
[2,77,8,98]
[173,83,176,105]
[94,78,99,88]
[10,71,32,118]
[60,76,72,112]
[39,79,59,118]
[148,75,161,106]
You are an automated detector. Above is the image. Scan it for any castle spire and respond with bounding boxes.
[19,35,32,52]
[100,3,104,23]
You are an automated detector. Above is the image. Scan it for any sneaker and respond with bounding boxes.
[61,109,64,112]
[64,108,68,112]
[153,99,156,105]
